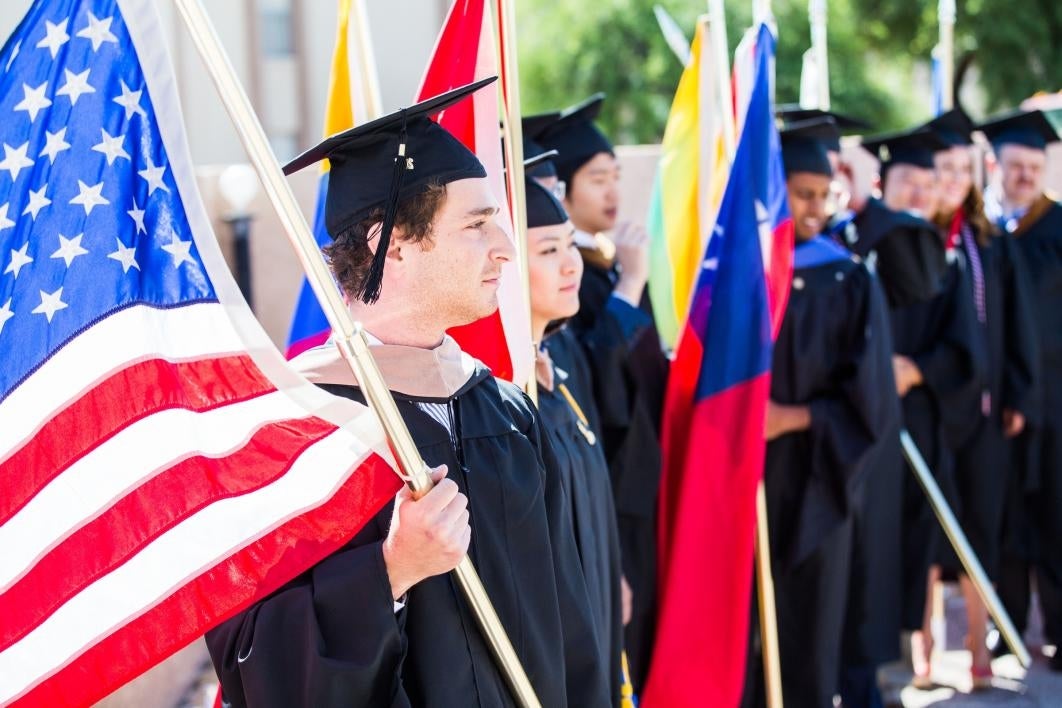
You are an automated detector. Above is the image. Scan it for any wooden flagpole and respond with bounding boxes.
[172,1,541,704]
[490,0,537,404]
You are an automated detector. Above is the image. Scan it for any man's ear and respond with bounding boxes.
[364,221,406,261]
[364,221,407,263]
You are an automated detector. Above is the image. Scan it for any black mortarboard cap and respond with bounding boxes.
[522,111,561,140]
[525,176,569,228]
[776,104,869,130]
[780,117,838,176]
[516,112,561,178]
[536,94,614,184]
[976,109,1060,151]
[283,77,495,303]
[860,127,949,170]
[922,107,974,147]
[522,149,558,177]
[522,139,556,179]
[777,104,868,152]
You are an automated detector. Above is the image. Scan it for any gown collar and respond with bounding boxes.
[794,235,852,270]
[290,333,481,400]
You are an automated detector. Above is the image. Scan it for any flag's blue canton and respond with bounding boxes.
[689,25,787,402]
[0,0,217,402]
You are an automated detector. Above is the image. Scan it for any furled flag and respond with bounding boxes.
[0,1,400,705]
[647,19,731,350]
[930,44,946,116]
[416,0,533,387]
[285,0,378,358]
[642,24,793,708]
[731,25,759,138]
[799,47,820,109]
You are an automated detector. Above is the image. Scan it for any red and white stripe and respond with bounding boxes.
[0,301,400,706]
[0,1,401,705]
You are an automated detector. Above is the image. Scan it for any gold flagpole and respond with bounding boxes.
[490,0,536,403]
[900,431,1031,667]
[172,1,541,704]
[754,483,784,708]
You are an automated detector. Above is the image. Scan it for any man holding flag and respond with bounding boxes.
[208,81,610,707]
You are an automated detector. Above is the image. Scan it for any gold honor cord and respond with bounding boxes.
[557,382,597,446]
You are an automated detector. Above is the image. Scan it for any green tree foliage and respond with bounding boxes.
[516,0,1060,144]
[847,0,1062,115]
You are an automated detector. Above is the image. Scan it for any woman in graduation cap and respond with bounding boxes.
[925,108,1040,685]
[521,166,625,704]
[860,125,984,686]
[205,80,610,708]
[535,95,669,689]
[743,118,898,708]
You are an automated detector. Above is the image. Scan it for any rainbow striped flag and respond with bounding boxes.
[647,20,730,349]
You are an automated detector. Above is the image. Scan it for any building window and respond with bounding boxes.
[259,0,293,57]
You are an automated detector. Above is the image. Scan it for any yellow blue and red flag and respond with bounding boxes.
[284,0,376,358]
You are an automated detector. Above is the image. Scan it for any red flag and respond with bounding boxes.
[416,0,533,386]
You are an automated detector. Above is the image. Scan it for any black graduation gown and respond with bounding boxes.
[541,327,624,705]
[948,224,1040,581]
[890,255,983,630]
[205,366,610,708]
[831,201,949,667]
[1006,196,1062,641]
[758,243,899,707]
[846,199,949,308]
[568,251,669,689]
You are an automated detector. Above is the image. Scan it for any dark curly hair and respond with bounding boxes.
[323,180,448,299]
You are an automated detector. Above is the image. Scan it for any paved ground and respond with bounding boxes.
[883,587,1062,707]
[96,586,1062,707]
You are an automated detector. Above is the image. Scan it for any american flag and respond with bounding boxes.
[0,1,399,705]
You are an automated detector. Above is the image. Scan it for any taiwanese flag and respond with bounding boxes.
[642,25,793,708]
[416,0,533,386]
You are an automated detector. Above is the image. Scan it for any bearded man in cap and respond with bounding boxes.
[979,108,1062,669]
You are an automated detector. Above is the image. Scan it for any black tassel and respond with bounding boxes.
[358,116,410,304]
